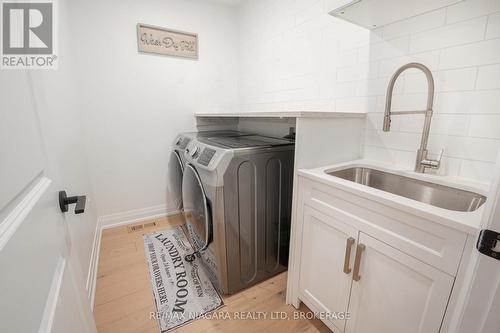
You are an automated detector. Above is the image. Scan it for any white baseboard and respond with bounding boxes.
[99,204,180,230]
[85,204,181,309]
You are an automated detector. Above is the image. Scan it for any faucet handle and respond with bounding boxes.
[436,148,444,163]
[420,148,444,170]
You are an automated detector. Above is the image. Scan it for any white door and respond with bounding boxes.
[0,71,96,332]
[456,158,500,333]
[345,232,454,333]
[299,205,358,332]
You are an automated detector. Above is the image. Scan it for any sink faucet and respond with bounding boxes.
[383,62,443,173]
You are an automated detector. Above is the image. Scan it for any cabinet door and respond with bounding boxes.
[299,205,358,332]
[346,233,454,333]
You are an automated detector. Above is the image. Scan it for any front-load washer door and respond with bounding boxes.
[168,151,184,211]
[182,164,211,251]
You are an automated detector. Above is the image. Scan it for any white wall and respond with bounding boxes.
[237,0,500,184]
[28,0,499,225]
[68,0,239,217]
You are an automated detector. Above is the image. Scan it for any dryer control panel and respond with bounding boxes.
[184,139,234,176]
[198,148,216,166]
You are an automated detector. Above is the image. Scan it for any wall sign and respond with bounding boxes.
[137,23,198,59]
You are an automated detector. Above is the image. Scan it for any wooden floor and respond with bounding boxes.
[94,214,329,333]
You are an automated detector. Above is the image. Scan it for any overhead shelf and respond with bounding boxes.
[328,0,463,29]
[194,111,366,118]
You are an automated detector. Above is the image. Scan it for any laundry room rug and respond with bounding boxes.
[143,226,223,332]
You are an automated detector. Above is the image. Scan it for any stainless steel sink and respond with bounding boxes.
[327,167,486,212]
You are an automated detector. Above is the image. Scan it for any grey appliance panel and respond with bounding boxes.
[198,148,216,166]
[223,149,294,293]
[201,135,294,149]
[170,130,251,216]
[182,164,211,251]
[168,151,184,211]
[200,183,227,293]
[176,137,191,150]
[196,130,253,138]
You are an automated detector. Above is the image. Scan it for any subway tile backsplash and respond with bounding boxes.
[486,12,500,39]
[238,0,500,184]
[476,64,500,89]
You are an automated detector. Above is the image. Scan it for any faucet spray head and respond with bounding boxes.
[383,115,391,131]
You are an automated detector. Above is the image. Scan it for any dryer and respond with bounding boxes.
[182,135,295,294]
[168,130,252,212]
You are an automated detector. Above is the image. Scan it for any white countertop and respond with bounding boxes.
[298,159,489,235]
[194,111,366,118]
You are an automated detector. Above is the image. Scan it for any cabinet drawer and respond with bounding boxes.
[300,177,467,276]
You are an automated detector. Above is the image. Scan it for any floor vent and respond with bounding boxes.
[127,221,158,233]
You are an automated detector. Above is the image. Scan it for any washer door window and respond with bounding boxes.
[182,164,211,251]
[168,151,184,211]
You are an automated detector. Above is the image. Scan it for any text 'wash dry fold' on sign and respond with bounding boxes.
[137,23,198,59]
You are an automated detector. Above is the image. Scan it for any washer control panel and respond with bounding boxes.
[175,136,191,149]
[184,139,234,175]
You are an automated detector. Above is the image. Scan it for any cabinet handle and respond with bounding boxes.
[353,243,365,282]
[343,237,356,274]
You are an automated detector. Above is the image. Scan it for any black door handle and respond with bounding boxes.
[59,191,86,214]
[477,229,500,261]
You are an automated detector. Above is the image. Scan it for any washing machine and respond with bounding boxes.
[182,135,295,294]
[167,130,252,212]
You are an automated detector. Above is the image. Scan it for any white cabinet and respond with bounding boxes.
[289,176,466,333]
[299,206,357,332]
[346,233,454,333]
